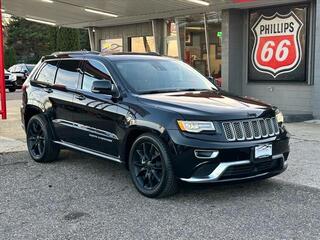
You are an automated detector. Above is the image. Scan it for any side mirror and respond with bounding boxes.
[208,76,221,89]
[207,76,215,83]
[91,80,117,96]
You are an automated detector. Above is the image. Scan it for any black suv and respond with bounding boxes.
[21,52,290,198]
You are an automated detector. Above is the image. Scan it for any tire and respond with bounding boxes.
[26,114,60,163]
[9,87,16,92]
[128,133,178,198]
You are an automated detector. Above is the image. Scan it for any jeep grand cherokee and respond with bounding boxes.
[21,51,290,198]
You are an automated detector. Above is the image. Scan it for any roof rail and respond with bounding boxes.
[109,52,161,56]
[51,50,100,57]
[42,50,100,61]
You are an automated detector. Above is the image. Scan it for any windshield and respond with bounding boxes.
[26,64,35,72]
[114,58,216,94]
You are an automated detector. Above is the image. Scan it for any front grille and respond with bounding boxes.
[222,118,279,142]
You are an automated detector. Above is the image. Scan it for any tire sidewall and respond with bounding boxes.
[27,115,51,162]
[128,134,171,198]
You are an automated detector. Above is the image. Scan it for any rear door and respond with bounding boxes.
[50,59,82,143]
[72,59,120,158]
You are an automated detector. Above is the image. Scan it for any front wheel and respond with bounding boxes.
[128,133,178,198]
[26,114,60,163]
[9,87,16,92]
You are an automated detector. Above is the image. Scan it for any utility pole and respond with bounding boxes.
[0,0,7,119]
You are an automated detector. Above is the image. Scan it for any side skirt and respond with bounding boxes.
[53,140,122,163]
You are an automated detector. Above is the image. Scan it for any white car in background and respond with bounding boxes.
[5,69,17,92]
[8,64,35,88]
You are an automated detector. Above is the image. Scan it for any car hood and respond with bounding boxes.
[137,90,274,121]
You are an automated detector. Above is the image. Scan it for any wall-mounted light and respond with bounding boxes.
[84,8,118,17]
[186,0,210,6]
[26,17,56,26]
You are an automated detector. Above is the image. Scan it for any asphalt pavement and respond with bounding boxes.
[1,91,320,240]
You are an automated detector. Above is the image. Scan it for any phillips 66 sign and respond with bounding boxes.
[249,6,308,81]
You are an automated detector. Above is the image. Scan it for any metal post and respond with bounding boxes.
[0,0,6,119]
[204,13,212,77]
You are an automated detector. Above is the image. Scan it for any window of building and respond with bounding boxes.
[81,60,111,92]
[36,61,58,84]
[166,20,179,58]
[55,60,81,89]
[176,13,222,78]
[206,13,222,79]
[129,36,155,52]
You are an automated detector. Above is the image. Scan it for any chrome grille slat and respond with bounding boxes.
[272,118,280,135]
[232,122,245,141]
[222,117,280,141]
[242,121,253,140]
[266,118,275,136]
[222,122,235,141]
[251,120,261,139]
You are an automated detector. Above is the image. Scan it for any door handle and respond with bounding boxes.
[75,94,86,101]
[44,88,53,93]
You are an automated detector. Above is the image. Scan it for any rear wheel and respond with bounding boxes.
[9,87,16,92]
[128,133,178,198]
[26,114,60,163]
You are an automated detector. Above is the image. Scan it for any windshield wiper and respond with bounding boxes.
[139,88,211,95]
[140,89,183,95]
[176,88,210,92]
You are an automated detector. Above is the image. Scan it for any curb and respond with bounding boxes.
[0,136,27,153]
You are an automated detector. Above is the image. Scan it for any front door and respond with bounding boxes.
[72,59,121,158]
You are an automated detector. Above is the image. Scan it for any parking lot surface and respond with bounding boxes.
[1,91,320,240]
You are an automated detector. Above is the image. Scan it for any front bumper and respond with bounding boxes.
[5,80,17,88]
[180,154,287,183]
[166,129,290,180]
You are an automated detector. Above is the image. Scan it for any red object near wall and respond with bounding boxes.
[0,0,6,120]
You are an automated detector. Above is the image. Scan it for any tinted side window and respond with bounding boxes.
[36,61,58,84]
[82,60,112,92]
[55,60,81,89]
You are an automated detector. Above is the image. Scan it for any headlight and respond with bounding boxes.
[8,75,16,81]
[177,120,215,133]
[275,110,284,124]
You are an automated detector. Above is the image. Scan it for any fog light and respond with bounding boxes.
[194,150,219,159]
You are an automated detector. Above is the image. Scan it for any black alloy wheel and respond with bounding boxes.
[28,119,46,158]
[132,141,163,190]
[27,114,60,162]
[129,133,178,198]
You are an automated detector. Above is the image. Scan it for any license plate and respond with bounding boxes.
[255,144,272,159]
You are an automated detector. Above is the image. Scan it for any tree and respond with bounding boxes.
[4,47,17,69]
[5,17,53,63]
[56,27,80,51]
[80,29,90,51]
[5,17,90,64]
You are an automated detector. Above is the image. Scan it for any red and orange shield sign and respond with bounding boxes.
[251,12,303,78]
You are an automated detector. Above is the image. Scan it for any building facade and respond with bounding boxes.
[87,0,319,120]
